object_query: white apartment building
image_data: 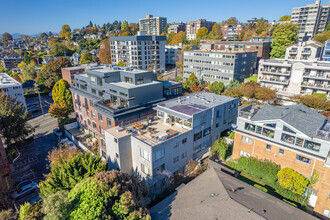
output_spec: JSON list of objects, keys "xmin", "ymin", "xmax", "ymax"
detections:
[
  {"xmin": 139, "ymin": 15, "xmax": 167, "ymax": 36},
  {"xmin": 291, "ymin": 0, "xmax": 330, "ymax": 40},
  {"xmin": 109, "ymin": 32, "xmax": 166, "ymax": 73},
  {"xmin": 0, "ymin": 73, "xmax": 26, "ymax": 107},
  {"xmin": 258, "ymin": 59, "xmax": 330, "ymax": 98},
  {"xmin": 186, "ymin": 19, "xmax": 215, "ymax": 41},
  {"xmin": 104, "ymin": 91, "xmax": 238, "ymax": 194},
  {"xmin": 285, "ymin": 40, "xmax": 324, "ymax": 60},
  {"xmin": 167, "ymin": 22, "xmax": 186, "ymax": 34}
]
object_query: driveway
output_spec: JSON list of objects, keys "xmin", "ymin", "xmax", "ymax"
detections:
[{"xmin": 10, "ymin": 113, "xmax": 59, "ymax": 207}]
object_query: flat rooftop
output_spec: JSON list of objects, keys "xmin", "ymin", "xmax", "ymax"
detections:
[
  {"xmin": 155, "ymin": 92, "xmax": 235, "ymax": 117},
  {"xmin": 0, "ymin": 73, "xmax": 21, "ymax": 88},
  {"xmin": 261, "ymin": 59, "xmax": 330, "ymax": 68},
  {"xmin": 187, "ymin": 49, "xmax": 257, "ymax": 54},
  {"xmin": 111, "ymin": 80, "xmax": 162, "ymax": 89},
  {"xmin": 106, "ymin": 118, "xmax": 190, "ymax": 146}
]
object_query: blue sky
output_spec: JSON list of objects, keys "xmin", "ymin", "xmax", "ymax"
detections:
[{"xmin": 0, "ymin": 0, "xmax": 324, "ymax": 35}]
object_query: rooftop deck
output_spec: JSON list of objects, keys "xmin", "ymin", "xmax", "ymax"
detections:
[
  {"xmin": 238, "ymin": 104, "xmax": 260, "ymax": 119},
  {"xmin": 106, "ymin": 118, "xmax": 190, "ymax": 146},
  {"xmin": 316, "ymin": 119, "xmax": 330, "ymax": 141}
]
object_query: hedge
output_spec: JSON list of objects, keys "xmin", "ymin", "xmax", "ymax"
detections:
[{"xmin": 253, "ymin": 184, "xmax": 268, "ymax": 193}]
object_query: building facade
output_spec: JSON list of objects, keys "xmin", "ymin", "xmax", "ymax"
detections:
[
  {"xmin": 109, "ymin": 32, "xmax": 166, "ymax": 73},
  {"xmin": 233, "ymin": 104, "xmax": 330, "ymax": 218},
  {"xmin": 139, "ymin": 15, "xmax": 167, "ymax": 36},
  {"xmin": 1, "ymin": 55, "xmax": 24, "ymax": 69},
  {"xmin": 186, "ymin": 19, "xmax": 215, "ymax": 41},
  {"xmin": 285, "ymin": 40, "xmax": 324, "ymax": 60},
  {"xmin": 105, "ymin": 92, "xmax": 238, "ymax": 193},
  {"xmin": 222, "ymin": 24, "xmax": 243, "ymax": 40},
  {"xmin": 291, "ymin": 0, "xmax": 330, "ymax": 40},
  {"xmin": 70, "ymin": 65, "xmax": 165, "ymax": 157},
  {"xmin": 168, "ymin": 23, "xmax": 186, "ymax": 34},
  {"xmin": 183, "ymin": 50, "xmax": 257, "ymax": 85},
  {"xmin": 61, "ymin": 66, "xmax": 87, "ymax": 84},
  {"xmin": 258, "ymin": 59, "xmax": 330, "ymax": 98},
  {"xmin": 322, "ymin": 40, "xmax": 330, "ymax": 61},
  {"xmin": 0, "ymin": 73, "xmax": 26, "ymax": 107}
]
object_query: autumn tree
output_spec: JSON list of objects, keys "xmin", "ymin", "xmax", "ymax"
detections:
[
  {"xmin": 79, "ymin": 51, "xmax": 92, "ymax": 64},
  {"xmin": 166, "ymin": 31, "xmax": 175, "ymax": 44},
  {"xmin": 128, "ymin": 23, "xmax": 139, "ymax": 35},
  {"xmin": 255, "ymin": 18, "xmax": 270, "ymax": 36},
  {"xmin": 99, "ymin": 39, "xmax": 111, "ymax": 64},
  {"xmin": 227, "ymin": 17, "xmax": 238, "ymax": 25},
  {"xmin": 313, "ymin": 31, "xmax": 330, "ymax": 43},
  {"xmin": 277, "ymin": 168, "xmax": 309, "ymax": 195},
  {"xmin": 270, "ymin": 23, "xmax": 299, "ymax": 58},
  {"xmin": 278, "ymin": 15, "xmax": 291, "ymax": 21},
  {"xmin": 2, "ymin": 32, "xmax": 12, "ymax": 42},
  {"xmin": 183, "ymin": 73, "xmax": 200, "ymax": 90},
  {"xmin": 163, "ymin": 23, "xmax": 170, "ymax": 34},
  {"xmin": 211, "ymin": 138, "xmax": 231, "ymax": 161},
  {"xmin": 196, "ymin": 27, "xmax": 209, "ymax": 40},
  {"xmin": 209, "ymin": 23, "xmax": 223, "ymax": 40},
  {"xmin": 222, "ymin": 88, "xmax": 243, "ymax": 98},
  {"xmin": 226, "ymin": 80, "xmax": 241, "ymax": 89},
  {"xmin": 0, "ymin": 91, "xmax": 35, "ymax": 147},
  {"xmin": 118, "ymin": 60, "xmax": 126, "ymax": 67},
  {"xmin": 60, "ymin": 24, "xmax": 72, "ymax": 41},
  {"xmin": 209, "ymin": 81, "xmax": 225, "ymax": 94},
  {"xmin": 121, "ymin": 20, "xmax": 129, "ymax": 32},
  {"xmin": 171, "ymin": 31, "xmax": 185, "ymax": 45},
  {"xmin": 254, "ymin": 87, "xmax": 276, "ymax": 101},
  {"xmin": 49, "ymin": 79, "xmax": 73, "ymax": 118},
  {"xmin": 20, "ymin": 63, "xmax": 36, "ymax": 82},
  {"xmin": 39, "ymin": 57, "xmax": 71, "ymax": 89},
  {"xmin": 190, "ymin": 84, "xmax": 202, "ymax": 93},
  {"xmin": 49, "ymin": 101, "xmax": 71, "ymax": 119}
]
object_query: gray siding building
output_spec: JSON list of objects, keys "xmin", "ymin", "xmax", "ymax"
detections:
[
  {"xmin": 183, "ymin": 50, "xmax": 257, "ymax": 85},
  {"xmin": 110, "ymin": 32, "xmax": 166, "ymax": 73},
  {"xmin": 139, "ymin": 15, "xmax": 167, "ymax": 36}
]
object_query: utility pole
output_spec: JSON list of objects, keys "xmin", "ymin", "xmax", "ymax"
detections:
[{"xmin": 35, "ymin": 83, "xmax": 44, "ymax": 117}]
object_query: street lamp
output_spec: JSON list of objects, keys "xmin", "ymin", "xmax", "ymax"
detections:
[{"xmin": 34, "ymin": 83, "xmax": 44, "ymax": 117}]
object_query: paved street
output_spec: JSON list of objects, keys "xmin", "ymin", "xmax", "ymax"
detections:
[
  {"xmin": 26, "ymin": 94, "xmax": 53, "ymax": 119},
  {"xmin": 162, "ymin": 68, "xmax": 180, "ymax": 81}
]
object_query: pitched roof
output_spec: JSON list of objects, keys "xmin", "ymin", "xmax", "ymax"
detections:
[
  {"xmin": 251, "ymin": 104, "xmax": 327, "ymax": 137},
  {"xmin": 149, "ymin": 168, "xmax": 316, "ymax": 220}
]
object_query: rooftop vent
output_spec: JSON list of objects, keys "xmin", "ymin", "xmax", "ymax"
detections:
[{"xmin": 116, "ymin": 127, "xmax": 124, "ymax": 132}]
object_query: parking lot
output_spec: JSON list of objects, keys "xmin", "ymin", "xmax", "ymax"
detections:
[
  {"xmin": 10, "ymin": 110, "xmax": 59, "ymax": 207},
  {"xmin": 26, "ymin": 94, "xmax": 53, "ymax": 119}
]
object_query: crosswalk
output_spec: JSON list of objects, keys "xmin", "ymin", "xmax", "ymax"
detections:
[{"xmin": 12, "ymin": 156, "xmax": 38, "ymax": 169}]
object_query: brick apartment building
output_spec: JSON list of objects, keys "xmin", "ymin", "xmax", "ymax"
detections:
[
  {"xmin": 233, "ymin": 104, "xmax": 330, "ymax": 218},
  {"xmin": 186, "ymin": 19, "xmax": 215, "ymax": 41},
  {"xmin": 222, "ymin": 24, "xmax": 243, "ymax": 40}
]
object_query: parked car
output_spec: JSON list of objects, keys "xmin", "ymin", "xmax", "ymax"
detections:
[
  {"xmin": 29, "ymin": 195, "xmax": 41, "ymax": 204},
  {"xmin": 26, "ymin": 103, "xmax": 38, "ymax": 108},
  {"xmin": 15, "ymin": 179, "xmax": 32, "ymax": 190},
  {"xmin": 12, "ymin": 183, "xmax": 38, "ymax": 200},
  {"xmin": 27, "ymin": 107, "xmax": 40, "ymax": 113},
  {"xmin": 59, "ymin": 135, "xmax": 68, "ymax": 143},
  {"xmin": 53, "ymin": 128, "xmax": 63, "ymax": 138},
  {"xmin": 64, "ymin": 140, "xmax": 76, "ymax": 149}
]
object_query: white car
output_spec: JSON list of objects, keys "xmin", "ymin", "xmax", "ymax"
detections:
[
  {"xmin": 64, "ymin": 140, "xmax": 76, "ymax": 149},
  {"xmin": 12, "ymin": 182, "xmax": 38, "ymax": 200}
]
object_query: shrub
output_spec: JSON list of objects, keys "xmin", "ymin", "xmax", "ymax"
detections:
[
  {"xmin": 277, "ymin": 168, "xmax": 309, "ymax": 195},
  {"xmin": 253, "ymin": 184, "xmax": 268, "ymax": 193},
  {"xmin": 283, "ymin": 199, "xmax": 298, "ymax": 207},
  {"xmin": 274, "ymin": 182, "xmax": 307, "ymax": 206},
  {"xmin": 230, "ymin": 157, "xmax": 280, "ymax": 187},
  {"xmin": 211, "ymin": 138, "xmax": 232, "ymax": 161}
]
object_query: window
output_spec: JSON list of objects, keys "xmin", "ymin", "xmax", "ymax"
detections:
[
  {"xmin": 153, "ymin": 164, "xmax": 165, "ymax": 175},
  {"xmin": 98, "ymin": 113, "xmax": 103, "ymax": 122},
  {"xmin": 114, "ymin": 138, "xmax": 118, "ymax": 143},
  {"xmin": 181, "ymin": 152, "xmax": 187, "ymax": 159},
  {"xmin": 92, "ymin": 122, "xmax": 96, "ymax": 129},
  {"xmin": 216, "ymin": 123, "xmax": 219, "ymax": 128},
  {"xmin": 173, "ymin": 156, "xmax": 179, "ymax": 163},
  {"xmin": 87, "ymin": 119, "xmax": 91, "ymax": 126},
  {"xmin": 281, "ymin": 133, "xmax": 295, "ymax": 144},
  {"xmin": 193, "ymin": 144, "xmax": 202, "ymax": 153},
  {"xmin": 91, "ymin": 88, "xmax": 96, "ymax": 94},
  {"xmin": 256, "ymin": 126, "xmax": 262, "ymax": 134},
  {"xmin": 245, "ymin": 123, "xmax": 256, "ymax": 132},
  {"xmin": 278, "ymin": 149, "xmax": 284, "ymax": 155},
  {"xmin": 203, "ymin": 127, "xmax": 211, "ymax": 136},
  {"xmin": 107, "ymin": 118, "xmax": 112, "ymax": 128},
  {"xmin": 241, "ymin": 136, "xmax": 252, "ymax": 144},
  {"xmin": 264, "ymin": 123, "xmax": 276, "ymax": 128},
  {"xmin": 91, "ymin": 111, "xmax": 95, "ymax": 118},
  {"xmin": 296, "ymin": 154, "xmax": 311, "ymax": 164},
  {"xmin": 266, "ymin": 144, "xmax": 271, "ymax": 151},
  {"xmin": 295, "ymin": 137, "xmax": 304, "ymax": 147},
  {"xmin": 153, "ymin": 148, "xmax": 165, "ymax": 161},
  {"xmin": 194, "ymin": 131, "xmax": 202, "ymax": 141},
  {"xmin": 283, "ymin": 125, "xmax": 296, "ymax": 134},
  {"xmin": 239, "ymin": 151, "xmax": 250, "ymax": 157},
  {"xmin": 125, "ymin": 77, "xmax": 133, "ymax": 83},
  {"xmin": 141, "ymin": 164, "xmax": 150, "ymax": 175},
  {"xmin": 137, "ymin": 77, "xmax": 144, "ymax": 84},
  {"xmin": 216, "ymin": 110, "xmax": 220, "ymax": 118},
  {"xmin": 140, "ymin": 148, "xmax": 151, "ymax": 161},
  {"xmin": 262, "ymin": 128, "xmax": 275, "ymax": 138},
  {"xmin": 303, "ymin": 140, "xmax": 321, "ymax": 152},
  {"xmin": 173, "ymin": 142, "xmax": 179, "ymax": 149},
  {"xmin": 115, "ymin": 153, "xmax": 119, "ymax": 158},
  {"xmin": 99, "ymin": 126, "xmax": 104, "ymax": 135},
  {"xmin": 323, "ymin": 209, "xmax": 330, "ymax": 218},
  {"xmin": 182, "ymin": 138, "xmax": 187, "ymax": 144},
  {"xmin": 101, "ymin": 150, "xmax": 106, "ymax": 159},
  {"xmin": 101, "ymin": 139, "xmax": 106, "ymax": 147},
  {"xmin": 110, "ymin": 89, "xmax": 117, "ymax": 94}
]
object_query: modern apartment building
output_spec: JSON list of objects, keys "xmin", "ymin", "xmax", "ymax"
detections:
[
  {"xmin": 258, "ymin": 59, "xmax": 330, "ymax": 98},
  {"xmin": 1, "ymin": 55, "xmax": 24, "ymax": 69},
  {"xmin": 200, "ymin": 40, "xmax": 271, "ymax": 60},
  {"xmin": 285, "ymin": 40, "xmax": 324, "ymax": 60},
  {"xmin": 186, "ymin": 19, "xmax": 215, "ymax": 41},
  {"xmin": 183, "ymin": 50, "xmax": 257, "ymax": 85},
  {"xmin": 222, "ymin": 24, "xmax": 243, "ymax": 40},
  {"xmin": 109, "ymin": 32, "xmax": 166, "ymax": 73},
  {"xmin": 165, "ymin": 45, "xmax": 181, "ymax": 66},
  {"xmin": 70, "ymin": 65, "xmax": 165, "ymax": 156},
  {"xmin": 322, "ymin": 39, "xmax": 330, "ymax": 61},
  {"xmin": 233, "ymin": 104, "xmax": 330, "ymax": 218},
  {"xmin": 139, "ymin": 15, "xmax": 167, "ymax": 36},
  {"xmin": 291, "ymin": 0, "xmax": 330, "ymax": 40},
  {"xmin": 105, "ymin": 91, "xmax": 238, "ymax": 193},
  {"xmin": 0, "ymin": 73, "xmax": 26, "ymax": 107},
  {"xmin": 168, "ymin": 22, "xmax": 186, "ymax": 34}
]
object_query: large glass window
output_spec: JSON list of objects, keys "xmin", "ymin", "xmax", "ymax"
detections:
[
  {"xmin": 262, "ymin": 128, "xmax": 275, "ymax": 138},
  {"xmin": 295, "ymin": 137, "xmax": 304, "ymax": 147},
  {"xmin": 281, "ymin": 133, "xmax": 295, "ymax": 145},
  {"xmin": 153, "ymin": 164, "xmax": 165, "ymax": 175},
  {"xmin": 194, "ymin": 131, "xmax": 202, "ymax": 141},
  {"xmin": 241, "ymin": 136, "xmax": 252, "ymax": 144},
  {"xmin": 137, "ymin": 77, "xmax": 144, "ymax": 84},
  {"xmin": 125, "ymin": 77, "xmax": 133, "ymax": 83},
  {"xmin": 303, "ymin": 141, "xmax": 321, "ymax": 152},
  {"xmin": 256, "ymin": 126, "xmax": 262, "ymax": 134},
  {"xmin": 140, "ymin": 148, "xmax": 151, "ymax": 161},
  {"xmin": 245, "ymin": 123, "xmax": 256, "ymax": 132},
  {"xmin": 283, "ymin": 125, "xmax": 296, "ymax": 134},
  {"xmin": 152, "ymin": 148, "xmax": 165, "ymax": 161},
  {"xmin": 296, "ymin": 154, "xmax": 311, "ymax": 164},
  {"xmin": 264, "ymin": 123, "xmax": 276, "ymax": 128},
  {"xmin": 203, "ymin": 127, "xmax": 211, "ymax": 136}
]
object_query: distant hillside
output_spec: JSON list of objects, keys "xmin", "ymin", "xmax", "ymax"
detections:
[{"xmin": 0, "ymin": 32, "xmax": 58, "ymax": 39}]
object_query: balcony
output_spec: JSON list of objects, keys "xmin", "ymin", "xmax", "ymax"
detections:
[
  {"xmin": 288, "ymin": 49, "xmax": 298, "ymax": 53},
  {"xmin": 259, "ymin": 77, "xmax": 289, "ymax": 85},
  {"xmin": 239, "ymin": 104, "xmax": 259, "ymax": 119},
  {"xmin": 301, "ymin": 82, "xmax": 330, "ymax": 90},
  {"xmin": 301, "ymin": 50, "xmax": 311, "ymax": 55},
  {"xmin": 303, "ymin": 73, "xmax": 330, "ymax": 80},
  {"xmin": 259, "ymin": 68, "xmax": 290, "ymax": 76}
]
